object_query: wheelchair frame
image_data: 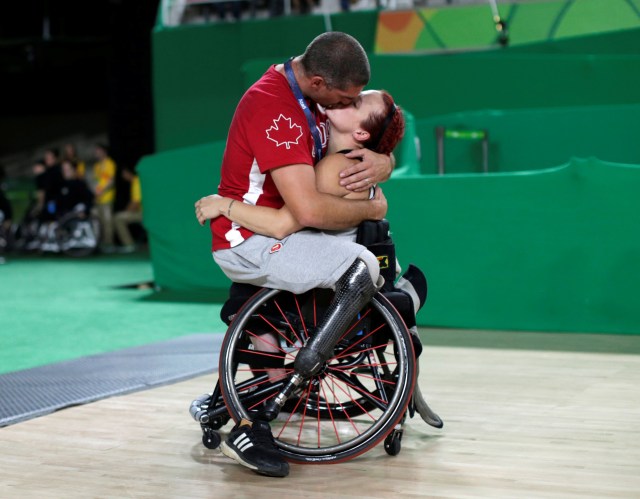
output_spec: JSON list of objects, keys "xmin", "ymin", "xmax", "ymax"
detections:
[{"xmin": 191, "ymin": 285, "xmax": 434, "ymax": 462}]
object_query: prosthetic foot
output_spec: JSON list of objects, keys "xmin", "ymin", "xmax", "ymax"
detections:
[{"xmin": 413, "ymin": 358, "xmax": 444, "ymax": 428}]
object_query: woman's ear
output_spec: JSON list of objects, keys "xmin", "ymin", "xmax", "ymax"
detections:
[{"xmin": 353, "ymin": 129, "xmax": 370, "ymax": 143}]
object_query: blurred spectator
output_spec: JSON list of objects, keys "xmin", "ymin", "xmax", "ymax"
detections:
[
  {"xmin": 62, "ymin": 143, "xmax": 87, "ymax": 179},
  {"xmin": 293, "ymin": 0, "xmax": 314, "ymax": 14},
  {"xmin": 269, "ymin": 0, "xmax": 284, "ymax": 17},
  {"xmin": 58, "ymin": 159, "xmax": 94, "ymax": 218},
  {"xmin": 90, "ymin": 144, "xmax": 116, "ymax": 252},
  {"xmin": 37, "ymin": 148, "xmax": 64, "ymax": 222},
  {"xmin": 31, "ymin": 159, "xmax": 47, "ymax": 216},
  {"xmin": 114, "ymin": 167, "xmax": 143, "ymax": 253},
  {"xmin": 215, "ymin": 1, "xmax": 242, "ymax": 21}
]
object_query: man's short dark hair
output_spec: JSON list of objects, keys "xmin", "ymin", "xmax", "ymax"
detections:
[{"xmin": 300, "ymin": 32, "xmax": 370, "ymax": 90}]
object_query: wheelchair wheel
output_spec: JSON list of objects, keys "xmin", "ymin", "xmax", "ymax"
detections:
[
  {"xmin": 12, "ymin": 218, "xmax": 41, "ymax": 251},
  {"xmin": 57, "ymin": 214, "xmax": 99, "ymax": 257},
  {"xmin": 218, "ymin": 287, "xmax": 416, "ymax": 464}
]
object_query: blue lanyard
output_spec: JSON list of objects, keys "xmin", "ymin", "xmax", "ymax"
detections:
[{"xmin": 284, "ymin": 59, "xmax": 323, "ymax": 162}]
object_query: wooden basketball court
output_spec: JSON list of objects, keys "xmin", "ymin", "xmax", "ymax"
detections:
[{"xmin": 1, "ymin": 338, "xmax": 639, "ymax": 498}]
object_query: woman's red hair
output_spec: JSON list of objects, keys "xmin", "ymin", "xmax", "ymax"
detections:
[{"xmin": 361, "ymin": 90, "xmax": 405, "ymax": 155}]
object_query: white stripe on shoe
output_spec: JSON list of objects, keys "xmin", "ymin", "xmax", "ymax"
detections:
[{"xmin": 234, "ymin": 434, "xmax": 254, "ymax": 452}]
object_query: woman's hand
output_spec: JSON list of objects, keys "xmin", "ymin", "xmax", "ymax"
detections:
[
  {"xmin": 370, "ymin": 185, "xmax": 388, "ymax": 220},
  {"xmin": 340, "ymin": 149, "xmax": 394, "ymax": 192},
  {"xmin": 195, "ymin": 194, "xmax": 229, "ymax": 226}
]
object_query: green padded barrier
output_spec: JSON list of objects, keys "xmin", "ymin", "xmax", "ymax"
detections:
[
  {"xmin": 414, "ymin": 104, "xmax": 640, "ymax": 174},
  {"xmin": 138, "ymin": 141, "xmax": 640, "ymax": 334},
  {"xmin": 241, "ymin": 52, "xmax": 640, "ymax": 125},
  {"xmin": 505, "ymin": 27, "xmax": 640, "ymax": 55},
  {"xmin": 137, "ymin": 142, "xmax": 227, "ymax": 290},
  {"xmin": 367, "ymin": 53, "xmax": 640, "ymax": 122},
  {"xmin": 383, "ymin": 157, "xmax": 640, "ymax": 335}
]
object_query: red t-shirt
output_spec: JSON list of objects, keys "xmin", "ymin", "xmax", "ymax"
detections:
[{"xmin": 211, "ymin": 65, "xmax": 329, "ymax": 250}]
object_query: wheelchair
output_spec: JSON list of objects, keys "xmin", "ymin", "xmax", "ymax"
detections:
[
  {"xmin": 191, "ymin": 223, "xmax": 443, "ymax": 463},
  {"xmin": 54, "ymin": 209, "xmax": 101, "ymax": 257},
  {"xmin": 12, "ymin": 204, "xmax": 100, "ymax": 257}
]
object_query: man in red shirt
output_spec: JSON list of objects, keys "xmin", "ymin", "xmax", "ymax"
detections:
[{"xmin": 208, "ymin": 32, "xmax": 394, "ymax": 477}]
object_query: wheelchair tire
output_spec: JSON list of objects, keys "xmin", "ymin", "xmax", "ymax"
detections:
[
  {"xmin": 57, "ymin": 214, "xmax": 99, "ymax": 257},
  {"xmin": 218, "ymin": 287, "xmax": 416, "ymax": 464}
]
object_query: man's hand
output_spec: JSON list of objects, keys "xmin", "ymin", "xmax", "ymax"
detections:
[
  {"xmin": 340, "ymin": 149, "xmax": 394, "ymax": 192},
  {"xmin": 195, "ymin": 194, "xmax": 225, "ymax": 226}
]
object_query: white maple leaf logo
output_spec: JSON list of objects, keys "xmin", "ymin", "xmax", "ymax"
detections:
[{"xmin": 266, "ymin": 114, "xmax": 303, "ymax": 149}]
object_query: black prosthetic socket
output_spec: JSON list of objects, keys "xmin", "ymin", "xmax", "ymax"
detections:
[
  {"xmin": 294, "ymin": 259, "xmax": 378, "ymax": 378},
  {"xmin": 356, "ymin": 219, "xmax": 396, "ymax": 292}
]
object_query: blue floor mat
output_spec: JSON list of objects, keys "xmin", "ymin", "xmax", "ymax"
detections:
[{"xmin": 0, "ymin": 333, "xmax": 222, "ymax": 427}]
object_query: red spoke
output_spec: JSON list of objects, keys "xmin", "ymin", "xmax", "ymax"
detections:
[
  {"xmin": 244, "ymin": 329, "xmax": 293, "ymax": 359},
  {"xmin": 326, "ymin": 371, "xmax": 390, "ymax": 410},
  {"xmin": 255, "ymin": 313, "xmax": 297, "ymax": 349},
  {"xmin": 292, "ymin": 295, "xmax": 310, "ymax": 342},
  {"xmin": 335, "ymin": 318, "xmax": 391, "ymax": 359},
  {"xmin": 322, "ymin": 374, "xmax": 378, "ymax": 423},
  {"xmin": 273, "ymin": 297, "xmax": 304, "ymax": 346},
  {"xmin": 296, "ymin": 383, "xmax": 313, "ymax": 446},
  {"xmin": 335, "ymin": 308, "xmax": 373, "ymax": 346},
  {"xmin": 327, "ymin": 365, "xmax": 397, "ymax": 386},
  {"xmin": 318, "ymin": 382, "xmax": 332, "ymax": 445},
  {"xmin": 332, "ymin": 342, "xmax": 390, "ymax": 361},
  {"xmin": 235, "ymin": 366, "xmax": 294, "ymax": 380},
  {"xmin": 319, "ymin": 379, "xmax": 362, "ymax": 441},
  {"xmin": 312, "ymin": 290, "xmax": 317, "ymax": 327},
  {"xmin": 274, "ymin": 392, "xmax": 305, "ymax": 440}
]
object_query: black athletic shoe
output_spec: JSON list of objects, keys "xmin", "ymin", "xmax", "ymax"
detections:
[{"xmin": 220, "ymin": 419, "xmax": 289, "ymax": 477}]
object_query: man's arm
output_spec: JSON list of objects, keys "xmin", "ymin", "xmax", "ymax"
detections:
[
  {"xmin": 340, "ymin": 150, "xmax": 395, "ymax": 192},
  {"xmin": 270, "ymin": 163, "xmax": 387, "ymax": 230}
]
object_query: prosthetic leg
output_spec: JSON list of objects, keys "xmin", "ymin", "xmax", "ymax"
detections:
[{"xmin": 262, "ymin": 258, "xmax": 379, "ymax": 419}]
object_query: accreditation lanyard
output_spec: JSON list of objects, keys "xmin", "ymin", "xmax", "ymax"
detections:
[{"xmin": 284, "ymin": 59, "xmax": 323, "ymax": 162}]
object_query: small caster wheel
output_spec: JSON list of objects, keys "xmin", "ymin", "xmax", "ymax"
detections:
[
  {"xmin": 202, "ymin": 428, "xmax": 222, "ymax": 449},
  {"xmin": 384, "ymin": 428, "xmax": 403, "ymax": 456}
]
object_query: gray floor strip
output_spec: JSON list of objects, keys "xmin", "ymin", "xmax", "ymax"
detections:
[{"xmin": 0, "ymin": 333, "xmax": 222, "ymax": 427}]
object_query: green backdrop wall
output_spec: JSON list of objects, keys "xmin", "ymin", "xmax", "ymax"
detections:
[
  {"xmin": 144, "ymin": 8, "xmax": 640, "ymax": 334},
  {"xmin": 413, "ymin": 104, "xmax": 640, "ymax": 174},
  {"xmin": 152, "ymin": 7, "xmax": 640, "ymax": 153},
  {"xmin": 152, "ymin": 11, "xmax": 378, "ymax": 151},
  {"xmin": 139, "ymin": 148, "xmax": 640, "ymax": 335}
]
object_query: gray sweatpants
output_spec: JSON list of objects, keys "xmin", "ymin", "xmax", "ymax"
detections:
[{"xmin": 213, "ymin": 229, "xmax": 377, "ymax": 294}]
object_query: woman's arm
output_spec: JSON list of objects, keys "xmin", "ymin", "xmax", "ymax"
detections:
[
  {"xmin": 195, "ymin": 194, "xmax": 303, "ymax": 240},
  {"xmin": 315, "ymin": 154, "xmax": 371, "ymax": 200},
  {"xmin": 195, "ymin": 153, "xmax": 370, "ymax": 238}
]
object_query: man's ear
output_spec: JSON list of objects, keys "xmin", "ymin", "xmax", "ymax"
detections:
[{"xmin": 309, "ymin": 76, "xmax": 326, "ymax": 90}]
